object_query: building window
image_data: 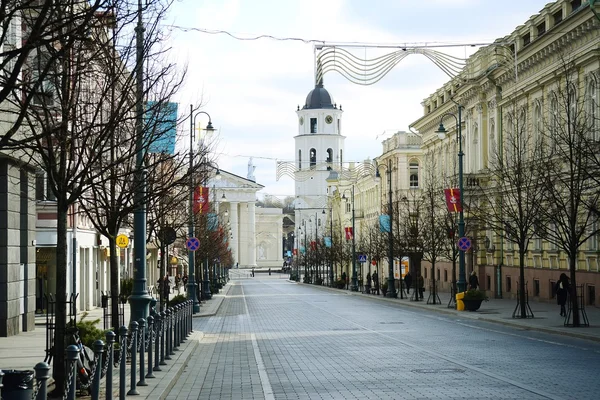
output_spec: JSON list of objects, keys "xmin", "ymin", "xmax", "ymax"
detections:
[
  {"xmin": 337, "ymin": 119, "xmax": 341, "ymax": 134},
  {"xmin": 571, "ymin": 0, "xmax": 582, "ymax": 13},
  {"xmin": 586, "ymin": 78, "xmax": 598, "ymax": 141},
  {"xmin": 534, "ymin": 279, "xmax": 540, "ymax": 297},
  {"xmin": 553, "ymin": 10, "xmax": 563, "ymax": 25},
  {"xmin": 444, "ymin": 269, "xmax": 448, "ymax": 282},
  {"xmin": 326, "ymin": 148, "xmax": 333, "ymax": 166},
  {"xmin": 298, "ymin": 150, "xmax": 302, "ymax": 169},
  {"xmin": 533, "ymin": 101, "xmax": 542, "ymax": 147},
  {"xmin": 32, "ymin": 53, "xmax": 56, "ymax": 106},
  {"xmin": 486, "ymin": 275, "xmax": 491, "ymax": 291},
  {"xmin": 537, "ymin": 22, "xmax": 546, "ymax": 36},
  {"xmin": 550, "ymin": 280, "xmax": 557, "ymax": 298},
  {"xmin": 588, "ymin": 285, "xmax": 596, "ymax": 306},
  {"xmin": 345, "ymin": 202, "xmax": 351, "ymax": 213},
  {"xmin": 522, "ymin": 32, "xmax": 531, "ymax": 47},
  {"xmin": 568, "ymin": 84, "xmax": 577, "ymax": 129},
  {"xmin": 436, "ymin": 269, "xmax": 440, "ymax": 281},
  {"xmin": 506, "ymin": 276, "xmax": 512, "ymax": 293},
  {"xmin": 310, "ymin": 148, "xmax": 316, "ymax": 169},
  {"xmin": 550, "ymin": 95, "xmax": 558, "ymax": 151},
  {"xmin": 310, "ymin": 118, "xmax": 317, "ymax": 133},
  {"xmin": 36, "ymin": 171, "xmax": 56, "ymax": 201},
  {"xmin": 409, "ymin": 160, "xmax": 419, "ymax": 188}
]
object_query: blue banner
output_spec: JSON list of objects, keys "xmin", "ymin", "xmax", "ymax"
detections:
[
  {"xmin": 324, "ymin": 237, "xmax": 332, "ymax": 248},
  {"xmin": 146, "ymin": 101, "xmax": 178, "ymax": 154},
  {"xmin": 207, "ymin": 213, "xmax": 218, "ymax": 231},
  {"xmin": 379, "ymin": 214, "xmax": 390, "ymax": 233}
]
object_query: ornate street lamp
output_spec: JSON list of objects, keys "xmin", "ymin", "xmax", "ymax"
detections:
[
  {"xmin": 436, "ymin": 104, "xmax": 466, "ymax": 293},
  {"xmin": 377, "ymin": 160, "xmax": 398, "ymax": 299},
  {"xmin": 188, "ymin": 105, "xmax": 215, "ymax": 312}
]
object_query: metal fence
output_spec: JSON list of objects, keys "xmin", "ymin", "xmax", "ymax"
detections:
[{"xmin": 0, "ymin": 300, "xmax": 194, "ymax": 400}]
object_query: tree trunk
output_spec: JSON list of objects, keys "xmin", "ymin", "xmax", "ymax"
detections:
[
  {"xmin": 109, "ymin": 236, "xmax": 120, "ymax": 332},
  {"xmin": 519, "ymin": 250, "xmax": 526, "ymax": 318},
  {"xmin": 52, "ymin": 202, "xmax": 69, "ymax": 396},
  {"xmin": 569, "ymin": 254, "xmax": 580, "ymax": 327}
]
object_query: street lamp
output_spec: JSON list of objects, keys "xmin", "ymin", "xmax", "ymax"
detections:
[
  {"xmin": 188, "ymin": 105, "xmax": 215, "ymax": 313},
  {"xmin": 436, "ymin": 104, "xmax": 466, "ymax": 293},
  {"xmin": 377, "ymin": 160, "xmax": 398, "ymax": 299},
  {"xmin": 342, "ymin": 186, "xmax": 358, "ymax": 292}
]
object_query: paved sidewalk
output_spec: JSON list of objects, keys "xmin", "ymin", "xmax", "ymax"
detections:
[
  {"xmin": 300, "ymin": 281, "xmax": 600, "ymax": 342},
  {"xmin": 0, "ymin": 282, "xmax": 231, "ymax": 397}
]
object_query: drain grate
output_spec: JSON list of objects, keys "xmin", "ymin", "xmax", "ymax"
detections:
[
  {"xmin": 379, "ymin": 321, "xmax": 404, "ymax": 324},
  {"xmin": 412, "ymin": 368, "xmax": 465, "ymax": 374}
]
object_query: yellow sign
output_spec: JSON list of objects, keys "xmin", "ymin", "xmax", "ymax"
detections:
[
  {"xmin": 116, "ymin": 234, "xmax": 129, "ymax": 248},
  {"xmin": 170, "ymin": 256, "xmax": 178, "ymax": 265}
]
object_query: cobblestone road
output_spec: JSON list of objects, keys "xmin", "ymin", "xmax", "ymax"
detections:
[{"xmin": 166, "ymin": 278, "xmax": 600, "ymax": 400}]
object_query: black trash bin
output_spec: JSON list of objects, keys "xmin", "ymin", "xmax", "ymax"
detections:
[{"xmin": 0, "ymin": 370, "xmax": 34, "ymax": 400}]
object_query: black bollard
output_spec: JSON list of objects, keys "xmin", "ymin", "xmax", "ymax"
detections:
[
  {"xmin": 127, "ymin": 321, "xmax": 139, "ymax": 395},
  {"xmin": 169, "ymin": 309, "xmax": 175, "ymax": 356},
  {"xmin": 159, "ymin": 311, "xmax": 167, "ymax": 365},
  {"xmin": 0, "ymin": 369, "xmax": 3, "ymax": 399},
  {"xmin": 92, "ymin": 340, "xmax": 105, "ymax": 400},
  {"xmin": 119, "ymin": 325, "xmax": 128, "ymax": 400},
  {"xmin": 33, "ymin": 362, "xmax": 50, "ymax": 400},
  {"xmin": 146, "ymin": 316, "xmax": 155, "ymax": 378},
  {"xmin": 181, "ymin": 303, "xmax": 186, "ymax": 342},
  {"xmin": 66, "ymin": 344, "xmax": 80, "ymax": 400},
  {"xmin": 137, "ymin": 318, "xmax": 147, "ymax": 387},
  {"xmin": 165, "ymin": 310, "xmax": 172, "ymax": 360},
  {"xmin": 173, "ymin": 305, "xmax": 179, "ymax": 350},
  {"xmin": 105, "ymin": 331, "xmax": 115, "ymax": 400},
  {"xmin": 153, "ymin": 313, "xmax": 162, "ymax": 371}
]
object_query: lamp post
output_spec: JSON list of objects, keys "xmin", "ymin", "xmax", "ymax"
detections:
[
  {"xmin": 436, "ymin": 105, "xmax": 466, "ymax": 292},
  {"xmin": 342, "ymin": 186, "xmax": 358, "ymax": 292},
  {"xmin": 325, "ymin": 208, "xmax": 333, "ymax": 287},
  {"xmin": 129, "ymin": 0, "xmax": 152, "ymax": 321},
  {"xmin": 377, "ymin": 160, "xmax": 398, "ymax": 299},
  {"xmin": 188, "ymin": 105, "xmax": 215, "ymax": 313}
]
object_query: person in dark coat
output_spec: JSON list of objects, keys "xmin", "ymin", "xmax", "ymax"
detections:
[
  {"xmin": 468, "ymin": 271, "xmax": 479, "ymax": 290},
  {"xmin": 416, "ymin": 272, "xmax": 424, "ymax": 299},
  {"xmin": 404, "ymin": 272, "xmax": 413, "ymax": 294},
  {"xmin": 341, "ymin": 271, "xmax": 347, "ymax": 289},
  {"xmin": 365, "ymin": 272, "xmax": 372, "ymax": 293},
  {"xmin": 555, "ymin": 273, "xmax": 569, "ymax": 317},
  {"xmin": 372, "ymin": 271, "xmax": 379, "ymax": 295}
]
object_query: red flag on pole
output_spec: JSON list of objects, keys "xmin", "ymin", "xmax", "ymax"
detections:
[
  {"xmin": 344, "ymin": 227, "xmax": 354, "ymax": 241},
  {"xmin": 444, "ymin": 188, "xmax": 462, "ymax": 212},
  {"xmin": 193, "ymin": 186, "xmax": 210, "ymax": 214}
]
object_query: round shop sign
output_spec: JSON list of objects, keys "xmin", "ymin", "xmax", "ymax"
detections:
[{"xmin": 116, "ymin": 234, "xmax": 129, "ymax": 248}]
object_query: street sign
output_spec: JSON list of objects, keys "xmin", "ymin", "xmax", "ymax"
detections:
[
  {"xmin": 457, "ymin": 236, "xmax": 471, "ymax": 251},
  {"xmin": 186, "ymin": 237, "xmax": 200, "ymax": 252},
  {"xmin": 158, "ymin": 227, "xmax": 177, "ymax": 245},
  {"xmin": 116, "ymin": 234, "xmax": 129, "ymax": 248},
  {"xmin": 357, "ymin": 254, "xmax": 367, "ymax": 263}
]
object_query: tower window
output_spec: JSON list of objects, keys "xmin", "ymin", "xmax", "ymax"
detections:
[
  {"xmin": 409, "ymin": 160, "xmax": 419, "ymax": 188},
  {"xmin": 298, "ymin": 150, "xmax": 302, "ymax": 169},
  {"xmin": 326, "ymin": 148, "xmax": 333, "ymax": 168},
  {"xmin": 337, "ymin": 119, "xmax": 341, "ymax": 134},
  {"xmin": 310, "ymin": 118, "xmax": 317, "ymax": 133},
  {"xmin": 310, "ymin": 148, "xmax": 316, "ymax": 169}
]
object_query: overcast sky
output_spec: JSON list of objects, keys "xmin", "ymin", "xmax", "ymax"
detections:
[{"xmin": 166, "ymin": 0, "xmax": 551, "ymax": 201}]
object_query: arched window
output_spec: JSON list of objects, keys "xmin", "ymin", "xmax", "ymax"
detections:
[
  {"xmin": 326, "ymin": 148, "xmax": 333, "ymax": 169},
  {"xmin": 298, "ymin": 150, "xmax": 302, "ymax": 169},
  {"xmin": 310, "ymin": 148, "xmax": 316, "ymax": 169},
  {"xmin": 409, "ymin": 160, "xmax": 419, "ymax": 188},
  {"xmin": 568, "ymin": 84, "xmax": 577, "ymax": 131},
  {"xmin": 533, "ymin": 101, "xmax": 542, "ymax": 148}
]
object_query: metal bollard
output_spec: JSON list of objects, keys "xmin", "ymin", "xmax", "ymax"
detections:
[
  {"xmin": 189, "ymin": 300, "xmax": 193, "ymax": 334},
  {"xmin": 66, "ymin": 344, "xmax": 80, "ymax": 400},
  {"xmin": 0, "ymin": 369, "xmax": 3, "ymax": 398},
  {"xmin": 160, "ymin": 311, "xmax": 167, "ymax": 365},
  {"xmin": 146, "ymin": 316, "xmax": 155, "ymax": 378},
  {"xmin": 180, "ymin": 303, "xmax": 186, "ymax": 342},
  {"xmin": 137, "ymin": 318, "xmax": 147, "ymax": 387},
  {"xmin": 33, "ymin": 362, "xmax": 50, "ymax": 400},
  {"xmin": 92, "ymin": 340, "xmax": 105, "ymax": 400},
  {"xmin": 127, "ymin": 321, "xmax": 139, "ymax": 395},
  {"xmin": 106, "ymin": 331, "xmax": 115, "ymax": 400},
  {"xmin": 154, "ymin": 313, "xmax": 162, "ymax": 370},
  {"xmin": 119, "ymin": 326, "xmax": 128, "ymax": 400},
  {"xmin": 165, "ymin": 310, "xmax": 172, "ymax": 360},
  {"xmin": 173, "ymin": 305, "xmax": 180, "ymax": 350},
  {"xmin": 169, "ymin": 308, "xmax": 175, "ymax": 355}
]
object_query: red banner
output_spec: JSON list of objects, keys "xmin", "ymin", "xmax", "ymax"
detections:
[
  {"xmin": 193, "ymin": 186, "xmax": 210, "ymax": 214},
  {"xmin": 293, "ymin": 248, "xmax": 298, "ymax": 256},
  {"xmin": 344, "ymin": 227, "xmax": 353, "ymax": 241},
  {"xmin": 310, "ymin": 241, "xmax": 316, "ymax": 250},
  {"xmin": 444, "ymin": 188, "xmax": 462, "ymax": 213}
]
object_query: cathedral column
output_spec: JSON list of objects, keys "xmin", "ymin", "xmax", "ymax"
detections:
[
  {"xmin": 247, "ymin": 201, "xmax": 257, "ymax": 267},
  {"xmin": 229, "ymin": 202, "xmax": 239, "ymax": 266}
]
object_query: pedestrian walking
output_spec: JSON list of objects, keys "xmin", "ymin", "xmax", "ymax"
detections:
[
  {"xmin": 268, "ymin": 268, "xmax": 271, "ymax": 276},
  {"xmin": 341, "ymin": 271, "xmax": 347, "ymax": 289},
  {"xmin": 251, "ymin": 268, "xmax": 255, "ymax": 277},
  {"xmin": 555, "ymin": 273, "xmax": 569, "ymax": 317},
  {"xmin": 372, "ymin": 271, "xmax": 379, "ymax": 295},
  {"xmin": 417, "ymin": 271, "xmax": 424, "ymax": 299},
  {"xmin": 468, "ymin": 271, "xmax": 479, "ymax": 290},
  {"xmin": 182, "ymin": 273, "xmax": 188, "ymax": 291},
  {"xmin": 162, "ymin": 275, "xmax": 170, "ymax": 301},
  {"xmin": 365, "ymin": 272, "xmax": 371, "ymax": 293},
  {"xmin": 175, "ymin": 274, "xmax": 181, "ymax": 294},
  {"xmin": 404, "ymin": 271, "xmax": 413, "ymax": 294}
]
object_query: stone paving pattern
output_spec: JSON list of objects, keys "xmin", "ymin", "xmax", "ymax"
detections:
[{"xmin": 167, "ymin": 277, "xmax": 600, "ymax": 400}]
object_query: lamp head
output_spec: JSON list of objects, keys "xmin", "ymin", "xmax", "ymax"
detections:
[
  {"xmin": 215, "ymin": 168, "xmax": 222, "ymax": 180},
  {"xmin": 221, "ymin": 193, "xmax": 227, "ymax": 201},
  {"xmin": 436, "ymin": 123, "xmax": 447, "ymax": 140},
  {"xmin": 205, "ymin": 121, "xmax": 215, "ymax": 131}
]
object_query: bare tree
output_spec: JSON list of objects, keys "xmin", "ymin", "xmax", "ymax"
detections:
[
  {"xmin": 475, "ymin": 98, "xmax": 549, "ymax": 318},
  {"xmin": 538, "ymin": 57, "xmax": 600, "ymax": 327}
]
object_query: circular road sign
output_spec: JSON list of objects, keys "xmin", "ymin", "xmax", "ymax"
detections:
[
  {"xmin": 186, "ymin": 237, "xmax": 200, "ymax": 252},
  {"xmin": 457, "ymin": 236, "xmax": 472, "ymax": 251},
  {"xmin": 116, "ymin": 234, "xmax": 129, "ymax": 248},
  {"xmin": 158, "ymin": 227, "xmax": 177, "ymax": 245}
]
